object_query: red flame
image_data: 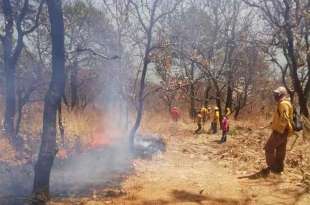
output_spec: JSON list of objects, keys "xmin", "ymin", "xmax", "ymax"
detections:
[
  {"xmin": 56, "ymin": 127, "xmax": 114, "ymax": 160},
  {"xmin": 88, "ymin": 128, "xmax": 112, "ymax": 149},
  {"xmin": 57, "ymin": 148, "xmax": 69, "ymax": 160}
]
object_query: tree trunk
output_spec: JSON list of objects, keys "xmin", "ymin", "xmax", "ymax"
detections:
[
  {"xmin": 3, "ymin": 61, "xmax": 16, "ymax": 140},
  {"xmin": 190, "ymin": 84, "xmax": 195, "ymax": 118},
  {"xmin": 204, "ymin": 83, "xmax": 211, "ymax": 107},
  {"xmin": 128, "ymin": 60, "xmax": 148, "ymax": 149},
  {"xmin": 32, "ymin": 0, "xmax": 65, "ymax": 203},
  {"xmin": 234, "ymin": 94, "xmax": 242, "ymax": 119},
  {"xmin": 189, "ymin": 62, "xmax": 195, "ymax": 118},
  {"xmin": 58, "ymin": 102, "xmax": 65, "ymax": 146},
  {"xmin": 128, "ymin": 32, "xmax": 151, "ymax": 150},
  {"xmin": 168, "ymin": 100, "xmax": 172, "ymax": 112},
  {"xmin": 225, "ymin": 40, "xmax": 235, "ymax": 113},
  {"xmin": 284, "ymin": 15, "xmax": 309, "ymax": 117},
  {"xmin": 1, "ymin": 0, "xmax": 16, "ymax": 140},
  {"xmin": 225, "ymin": 85, "xmax": 233, "ymax": 112},
  {"xmin": 1, "ymin": 0, "xmax": 31, "ymax": 143},
  {"xmin": 234, "ymin": 107, "xmax": 240, "ymax": 119},
  {"xmin": 70, "ymin": 62, "xmax": 79, "ymax": 110},
  {"xmin": 216, "ymin": 93, "xmax": 222, "ymax": 121},
  {"xmin": 15, "ymin": 99, "xmax": 23, "ymax": 139}
]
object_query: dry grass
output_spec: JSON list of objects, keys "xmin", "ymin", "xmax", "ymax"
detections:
[
  {"xmin": 0, "ymin": 104, "xmax": 106, "ymax": 158},
  {"xmin": 0, "ymin": 137, "xmax": 16, "ymax": 163}
]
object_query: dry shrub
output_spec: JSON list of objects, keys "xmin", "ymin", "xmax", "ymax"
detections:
[
  {"xmin": 61, "ymin": 107, "xmax": 103, "ymax": 144},
  {"xmin": 0, "ymin": 137, "xmax": 16, "ymax": 163},
  {"xmin": 17, "ymin": 104, "xmax": 103, "ymax": 142},
  {"xmin": 19, "ymin": 102, "xmax": 44, "ymax": 138}
]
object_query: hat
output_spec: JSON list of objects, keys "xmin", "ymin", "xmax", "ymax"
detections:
[{"xmin": 273, "ymin": 86, "xmax": 287, "ymax": 96}]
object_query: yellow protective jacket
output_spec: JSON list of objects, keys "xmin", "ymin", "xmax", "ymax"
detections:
[
  {"xmin": 200, "ymin": 107, "xmax": 208, "ymax": 117},
  {"xmin": 271, "ymin": 99, "xmax": 293, "ymax": 134},
  {"xmin": 197, "ymin": 113, "xmax": 203, "ymax": 125},
  {"xmin": 213, "ymin": 111, "xmax": 220, "ymax": 123},
  {"xmin": 226, "ymin": 108, "xmax": 231, "ymax": 116}
]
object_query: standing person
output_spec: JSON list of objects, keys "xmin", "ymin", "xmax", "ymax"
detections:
[
  {"xmin": 195, "ymin": 111, "xmax": 203, "ymax": 134},
  {"xmin": 211, "ymin": 106, "xmax": 220, "ymax": 134},
  {"xmin": 207, "ymin": 106, "xmax": 212, "ymax": 120},
  {"xmin": 226, "ymin": 107, "xmax": 231, "ymax": 117},
  {"xmin": 170, "ymin": 106, "xmax": 180, "ymax": 135},
  {"xmin": 200, "ymin": 106, "xmax": 208, "ymax": 129},
  {"xmin": 220, "ymin": 113, "xmax": 229, "ymax": 143},
  {"xmin": 170, "ymin": 106, "xmax": 181, "ymax": 122},
  {"xmin": 262, "ymin": 86, "xmax": 293, "ymax": 175}
]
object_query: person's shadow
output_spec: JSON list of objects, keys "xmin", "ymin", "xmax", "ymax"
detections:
[
  {"xmin": 211, "ymin": 139, "xmax": 222, "ymax": 144},
  {"xmin": 238, "ymin": 169, "xmax": 270, "ymax": 179}
]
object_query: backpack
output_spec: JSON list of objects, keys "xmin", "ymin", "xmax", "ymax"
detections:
[
  {"xmin": 292, "ymin": 107, "xmax": 303, "ymax": 132},
  {"xmin": 278, "ymin": 101, "xmax": 303, "ymax": 132}
]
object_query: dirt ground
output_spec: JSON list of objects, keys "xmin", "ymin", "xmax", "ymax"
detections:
[{"xmin": 49, "ymin": 119, "xmax": 310, "ymax": 205}]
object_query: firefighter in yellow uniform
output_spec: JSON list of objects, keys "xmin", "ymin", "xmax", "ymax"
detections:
[
  {"xmin": 207, "ymin": 106, "xmax": 212, "ymax": 122},
  {"xmin": 200, "ymin": 106, "xmax": 208, "ymax": 129},
  {"xmin": 211, "ymin": 106, "xmax": 220, "ymax": 134},
  {"xmin": 226, "ymin": 107, "xmax": 231, "ymax": 117},
  {"xmin": 262, "ymin": 86, "xmax": 293, "ymax": 175}
]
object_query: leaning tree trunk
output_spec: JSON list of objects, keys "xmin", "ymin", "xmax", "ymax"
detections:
[
  {"xmin": 189, "ymin": 62, "xmax": 195, "ymax": 118},
  {"xmin": 32, "ymin": 0, "xmax": 65, "ymax": 203},
  {"xmin": 128, "ymin": 32, "xmax": 151, "ymax": 150},
  {"xmin": 128, "ymin": 57, "xmax": 149, "ymax": 149}
]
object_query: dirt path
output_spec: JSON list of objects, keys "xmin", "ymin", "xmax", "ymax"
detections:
[{"xmin": 51, "ymin": 122, "xmax": 310, "ymax": 205}]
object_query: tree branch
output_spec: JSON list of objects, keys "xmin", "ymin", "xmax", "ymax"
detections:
[
  {"xmin": 23, "ymin": 0, "xmax": 45, "ymax": 35},
  {"xmin": 129, "ymin": 0, "xmax": 148, "ymax": 32},
  {"xmin": 153, "ymin": 1, "xmax": 181, "ymax": 24},
  {"xmin": 75, "ymin": 47, "xmax": 119, "ymax": 60}
]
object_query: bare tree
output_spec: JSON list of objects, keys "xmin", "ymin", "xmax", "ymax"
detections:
[
  {"xmin": 64, "ymin": 1, "xmax": 119, "ymax": 111},
  {"xmin": 0, "ymin": 0, "xmax": 44, "ymax": 143},
  {"xmin": 15, "ymin": 49, "xmax": 45, "ymax": 137},
  {"xmin": 243, "ymin": 0, "xmax": 310, "ymax": 117},
  {"xmin": 127, "ymin": 0, "xmax": 180, "ymax": 149}
]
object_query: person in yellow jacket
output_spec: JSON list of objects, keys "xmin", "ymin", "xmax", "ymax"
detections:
[
  {"xmin": 211, "ymin": 106, "xmax": 220, "ymax": 134},
  {"xmin": 263, "ymin": 86, "xmax": 293, "ymax": 175},
  {"xmin": 226, "ymin": 107, "xmax": 231, "ymax": 117},
  {"xmin": 207, "ymin": 106, "xmax": 212, "ymax": 122},
  {"xmin": 200, "ymin": 106, "xmax": 208, "ymax": 127}
]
